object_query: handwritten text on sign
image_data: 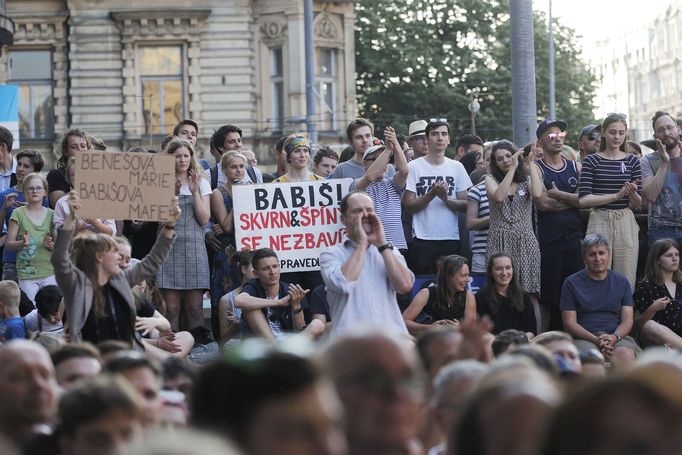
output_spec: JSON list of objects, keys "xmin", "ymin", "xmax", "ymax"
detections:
[
  {"xmin": 233, "ymin": 179, "xmax": 352, "ymax": 272},
  {"xmin": 74, "ymin": 151, "xmax": 175, "ymax": 221}
]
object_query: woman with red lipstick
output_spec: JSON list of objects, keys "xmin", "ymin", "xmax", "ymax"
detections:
[
  {"xmin": 634, "ymin": 238, "xmax": 682, "ymax": 348},
  {"xmin": 475, "ymin": 253, "xmax": 536, "ymax": 336},
  {"xmin": 157, "ymin": 139, "xmax": 211, "ymax": 332},
  {"xmin": 485, "ymin": 140, "xmax": 541, "ymax": 297}
]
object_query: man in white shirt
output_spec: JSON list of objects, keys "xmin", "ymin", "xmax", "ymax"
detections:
[
  {"xmin": 404, "ymin": 120, "xmax": 471, "ymax": 274},
  {"xmin": 320, "ymin": 191, "xmax": 414, "ymax": 338}
]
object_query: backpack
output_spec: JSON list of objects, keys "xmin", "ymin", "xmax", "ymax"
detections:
[{"xmin": 210, "ymin": 164, "xmax": 258, "ymax": 190}]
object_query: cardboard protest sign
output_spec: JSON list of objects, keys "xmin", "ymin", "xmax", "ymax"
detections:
[
  {"xmin": 74, "ymin": 151, "xmax": 175, "ymax": 221},
  {"xmin": 233, "ymin": 179, "xmax": 353, "ymax": 272}
]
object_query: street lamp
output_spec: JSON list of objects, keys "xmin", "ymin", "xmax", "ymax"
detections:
[{"xmin": 468, "ymin": 98, "xmax": 481, "ymax": 135}]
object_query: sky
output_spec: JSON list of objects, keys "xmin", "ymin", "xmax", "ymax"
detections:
[{"xmin": 533, "ymin": 0, "xmax": 677, "ymax": 64}]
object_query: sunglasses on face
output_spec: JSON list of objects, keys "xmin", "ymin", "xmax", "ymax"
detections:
[
  {"xmin": 545, "ymin": 132, "xmax": 567, "ymax": 141},
  {"xmin": 586, "ymin": 133, "xmax": 600, "ymax": 141}
]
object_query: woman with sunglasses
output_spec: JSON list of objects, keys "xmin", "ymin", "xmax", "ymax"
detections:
[
  {"xmin": 578, "ymin": 113, "xmax": 641, "ymax": 290},
  {"xmin": 633, "ymin": 238, "xmax": 682, "ymax": 348},
  {"xmin": 485, "ymin": 140, "xmax": 541, "ymax": 299}
]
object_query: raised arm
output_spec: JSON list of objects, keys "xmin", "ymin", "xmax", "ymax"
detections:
[
  {"xmin": 385, "ymin": 126, "xmax": 408, "ymax": 190},
  {"xmin": 642, "ymin": 140, "xmax": 670, "ymax": 203}
]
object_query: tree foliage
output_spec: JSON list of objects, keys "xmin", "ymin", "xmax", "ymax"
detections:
[{"xmin": 355, "ymin": 0, "xmax": 597, "ymax": 143}]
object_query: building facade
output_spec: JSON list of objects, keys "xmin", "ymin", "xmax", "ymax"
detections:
[
  {"xmin": 0, "ymin": 0, "xmax": 357, "ymax": 165},
  {"xmin": 591, "ymin": 2, "xmax": 682, "ymax": 140}
]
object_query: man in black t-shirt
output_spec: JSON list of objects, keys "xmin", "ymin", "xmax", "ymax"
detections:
[{"xmin": 236, "ymin": 248, "xmax": 324, "ymax": 340}]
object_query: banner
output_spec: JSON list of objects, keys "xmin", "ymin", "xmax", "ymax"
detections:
[
  {"xmin": 74, "ymin": 150, "xmax": 175, "ymax": 221},
  {"xmin": 233, "ymin": 179, "xmax": 353, "ymax": 272},
  {"xmin": 0, "ymin": 85, "xmax": 20, "ymax": 150}
]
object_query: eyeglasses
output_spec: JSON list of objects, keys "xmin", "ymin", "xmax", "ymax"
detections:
[
  {"xmin": 27, "ymin": 187, "xmax": 44, "ymax": 192},
  {"xmin": 544, "ymin": 132, "xmax": 567, "ymax": 141},
  {"xmin": 429, "ymin": 118, "xmax": 448, "ymax": 123}
]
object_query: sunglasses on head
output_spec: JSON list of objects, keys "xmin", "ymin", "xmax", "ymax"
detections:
[
  {"xmin": 545, "ymin": 132, "xmax": 566, "ymax": 141},
  {"xmin": 429, "ymin": 118, "xmax": 448, "ymax": 123}
]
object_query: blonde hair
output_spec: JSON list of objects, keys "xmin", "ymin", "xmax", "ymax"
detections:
[
  {"xmin": 72, "ymin": 232, "xmax": 118, "ymax": 317},
  {"xmin": 166, "ymin": 139, "xmax": 202, "ymax": 177},
  {"xmin": 21, "ymin": 173, "xmax": 48, "ymax": 194},
  {"xmin": 220, "ymin": 151, "xmax": 247, "ymax": 171},
  {"xmin": 0, "ymin": 280, "xmax": 20, "ymax": 310}
]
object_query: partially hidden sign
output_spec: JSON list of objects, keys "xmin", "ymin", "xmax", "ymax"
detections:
[
  {"xmin": 233, "ymin": 179, "xmax": 353, "ymax": 272},
  {"xmin": 74, "ymin": 151, "xmax": 175, "ymax": 222}
]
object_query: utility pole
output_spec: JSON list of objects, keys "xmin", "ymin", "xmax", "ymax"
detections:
[
  {"xmin": 548, "ymin": 0, "xmax": 556, "ymax": 119},
  {"xmin": 304, "ymin": 0, "xmax": 318, "ymax": 145},
  {"xmin": 509, "ymin": 0, "xmax": 537, "ymax": 146}
]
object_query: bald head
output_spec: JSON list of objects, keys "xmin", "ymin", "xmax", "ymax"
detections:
[
  {"xmin": 0, "ymin": 341, "xmax": 57, "ymax": 435},
  {"xmin": 324, "ymin": 331, "xmax": 423, "ymax": 452}
]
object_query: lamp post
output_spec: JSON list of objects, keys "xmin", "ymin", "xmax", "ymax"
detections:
[{"xmin": 468, "ymin": 98, "xmax": 481, "ymax": 135}]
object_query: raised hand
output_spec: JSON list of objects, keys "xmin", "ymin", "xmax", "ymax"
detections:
[
  {"xmin": 188, "ymin": 169, "xmax": 201, "ymax": 194},
  {"xmin": 3, "ymin": 193, "xmax": 17, "ymax": 210},
  {"xmin": 43, "ymin": 232, "xmax": 54, "ymax": 251},
  {"xmin": 656, "ymin": 138, "xmax": 671, "ymax": 164},
  {"xmin": 365, "ymin": 212, "xmax": 386, "ymax": 246}
]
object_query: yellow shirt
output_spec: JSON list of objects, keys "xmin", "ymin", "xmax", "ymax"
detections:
[{"xmin": 273, "ymin": 173, "xmax": 325, "ymax": 183}]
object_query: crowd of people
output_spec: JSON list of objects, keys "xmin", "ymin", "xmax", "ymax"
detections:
[{"xmin": 0, "ymin": 108, "xmax": 682, "ymax": 454}]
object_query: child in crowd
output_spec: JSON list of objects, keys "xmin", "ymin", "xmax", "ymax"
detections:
[
  {"xmin": 6, "ymin": 173, "xmax": 56, "ymax": 302},
  {"xmin": 0, "ymin": 280, "xmax": 26, "ymax": 341},
  {"xmin": 23, "ymin": 284, "xmax": 64, "ymax": 335}
]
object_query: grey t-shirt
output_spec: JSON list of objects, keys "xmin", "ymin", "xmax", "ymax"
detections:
[
  {"xmin": 331, "ymin": 158, "xmax": 395, "ymax": 180},
  {"xmin": 560, "ymin": 269, "xmax": 632, "ymax": 334},
  {"xmin": 640, "ymin": 154, "xmax": 682, "ymax": 227}
]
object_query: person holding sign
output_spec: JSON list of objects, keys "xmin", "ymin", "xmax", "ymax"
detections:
[
  {"xmin": 273, "ymin": 134, "xmax": 326, "ymax": 183},
  {"xmin": 6, "ymin": 173, "xmax": 56, "ymax": 302},
  {"xmin": 51, "ymin": 191, "xmax": 180, "ymax": 348},
  {"xmin": 320, "ymin": 191, "xmax": 414, "ymax": 337},
  {"xmin": 53, "ymin": 163, "xmax": 116, "ymax": 235},
  {"xmin": 157, "ymin": 139, "xmax": 212, "ymax": 332}
]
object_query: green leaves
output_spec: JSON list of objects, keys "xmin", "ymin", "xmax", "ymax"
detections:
[{"xmin": 356, "ymin": 0, "xmax": 597, "ymax": 143}]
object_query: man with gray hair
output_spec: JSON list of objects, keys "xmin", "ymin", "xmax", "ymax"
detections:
[
  {"xmin": 429, "ymin": 360, "xmax": 488, "ymax": 455},
  {"xmin": 560, "ymin": 233, "xmax": 640, "ymax": 370}
]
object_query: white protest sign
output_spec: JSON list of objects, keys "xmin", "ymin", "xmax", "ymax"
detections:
[{"xmin": 233, "ymin": 179, "xmax": 353, "ymax": 272}]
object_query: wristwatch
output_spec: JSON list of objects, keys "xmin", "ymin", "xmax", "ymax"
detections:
[{"xmin": 378, "ymin": 242, "xmax": 394, "ymax": 253}]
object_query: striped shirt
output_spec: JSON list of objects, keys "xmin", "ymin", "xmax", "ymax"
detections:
[
  {"xmin": 351, "ymin": 177, "xmax": 407, "ymax": 249},
  {"xmin": 578, "ymin": 153, "xmax": 641, "ymax": 210},
  {"xmin": 467, "ymin": 181, "xmax": 489, "ymax": 255}
]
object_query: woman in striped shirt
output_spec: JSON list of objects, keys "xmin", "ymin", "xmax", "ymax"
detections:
[{"xmin": 578, "ymin": 113, "xmax": 641, "ymax": 289}]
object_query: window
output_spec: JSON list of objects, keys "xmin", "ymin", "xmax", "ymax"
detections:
[
  {"xmin": 139, "ymin": 46, "xmax": 183, "ymax": 135},
  {"xmin": 316, "ymin": 48, "xmax": 336, "ymax": 131},
  {"xmin": 8, "ymin": 50, "xmax": 54, "ymax": 140},
  {"xmin": 271, "ymin": 48, "xmax": 284, "ymax": 132}
]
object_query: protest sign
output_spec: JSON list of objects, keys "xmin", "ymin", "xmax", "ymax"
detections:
[
  {"xmin": 74, "ymin": 150, "xmax": 175, "ymax": 221},
  {"xmin": 233, "ymin": 178, "xmax": 353, "ymax": 272}
]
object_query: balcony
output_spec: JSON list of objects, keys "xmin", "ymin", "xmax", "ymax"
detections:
[{"xmin": 0, "ymin": 14, "xmax": 14, "ymax": 54}]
